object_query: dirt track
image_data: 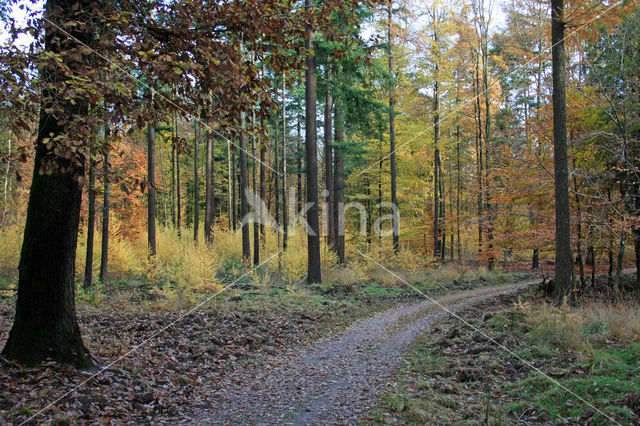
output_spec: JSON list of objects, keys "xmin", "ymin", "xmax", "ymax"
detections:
[{"xmin": 189, "ymin": 280, "xmax": 536, "ymax": 425}]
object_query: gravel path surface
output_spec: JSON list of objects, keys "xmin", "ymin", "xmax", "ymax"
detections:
[{"xmin": 189, "ymin": 281, "xmax": 536, "ymax": 425}]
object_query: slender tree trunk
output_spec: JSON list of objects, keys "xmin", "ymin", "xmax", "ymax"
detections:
[
  {"xmin": 2, "ymin": 0, "xmax": 94, "ymax": 367},
  {"xmin": 334, "ymin": 100, "xmax": 345, "ymax": 264},
  {"xmin": 252, "ymin": 109, "xmax": 260, "ymax": 265},
  {"xmin": 175, "ymin": 114, "xmax": 181, "ymax": 234},
  {"xmin": 99, "ymin": 141, "xmax": 110, "ymax": 283},
  {"xmin": 551, "ymin": 0, "xmax": 574, "ymax": 305},
  {"xmin": 572, "ymin": 160, "xmax": 585, "ymax": 289},
  {"xmin": 324, "ymin": 67, "xmax": 334, "ymax": 249},
  {"xmin": 456, "ymin": 121, "xmax": 462, "ymax": 261},
  {"xmin": 171, "ymin": 130, "xmax": 176, "ymax": 227},
  {"xmin": 305, "ymin": 0, "xmax": 322, "ymax": 283},
  {"xmin": 232, "ymin": 152, "xmax": 237, "ymax": 232},
  {"xmin": 282, "ymin": 75, "xmax": 289, "ymax": 251},
  {"xmin": 483, "ymin": 38, "xmax": 494, "ymax": 270},
  {"xmin": 388, "ymin": 0, "xmax": 399, "ymax": 253},
  {"xmin": 474, "ymin": 54, "xmax": 484, "ymax": 258},
  {"xmin": 2, "ymin": 138, "xmax": 11, "ymax": 226},
  {"xmin": 83, "ymin": 150, "xmax": 96, "ymax": 290},
  {"xmin": 240, "ymin": 112, "xmax": 250, "ymax": 262},
  {"xmin": 297, "ymin": 114, "xmax": 302, "ymax": 213},
  {"xmin": 260, "ymin": 139, "xmax": 266, "ymax": 240},
  {"xmin": 227, "ymin": 141, "xmax": 232, "ymax": 230},
  {"xmin": 378, "ymin": 139, "xmax": 383, "ymax": 243},
  {"xmin": 433, "ymin": 72, "xmax": 440, "ymax": 259},
  {"xmin": 204, "ymin": 131, "xmax": 215, "ymax": 242},
  {"xmin": 274, "ymin": 108, "xmax": 281, "ymax": 249},
  {"xmin": 193, "ymin": 120, "xmax": 200, "ymax": 241},
  {"xmin": 147, "ymin": 122, "xmax": 157, "ymax": 256}
]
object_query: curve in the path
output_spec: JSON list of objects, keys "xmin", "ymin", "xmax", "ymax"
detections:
[{"xmin": 194, "ymin": 281, "xmax": 536, "ymax": 425}]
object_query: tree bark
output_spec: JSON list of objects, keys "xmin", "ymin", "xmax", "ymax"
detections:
[
  {"xmin": 2, "ymin": 0, "xmax": 94, "ymax": 368},
  {"xmin": 305, "ymin": 0, "xmax": 322, "ymax": 283},
  {"xmin": 551, "ymin": 0, "xmax": 574, "ymax": 305},
  {"xmin": 147, "ymin": 122, "xmax": 157, "ymax": 256}
]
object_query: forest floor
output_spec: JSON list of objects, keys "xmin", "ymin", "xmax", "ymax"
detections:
[
  {"xmin": 0, "ymin": 270, "xmax": 533, "ymax": 424},
  {"xmin": 367, "ymin": 275, "xmax": 640, "ymax": 425},
  {"xmin": 184, "ymin": 281, "xmax": 536, "ymax": 424}
]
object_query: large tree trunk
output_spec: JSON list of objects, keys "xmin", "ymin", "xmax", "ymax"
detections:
[
  {"xmin": 240, "ymin": 112, "xmax": 251, "ymax": 262},
  {"xmin": 83, "ymin": 152, "xmax": 96, "ymax": 290},
  {"xmin": 324, "ymin": 68, "xmax": 334, "ymax": 249},
  {"xmin": 2, "ymin": 0, "xmax": 94, "ymax": 368},
  {"xmin": 334, "ymin": 100, "xmax": 345, "ymax": 264},
  {"xmin": 388, "ymin": 0, "xmax": 399, "ymax": 253},
  {"xmin": 305, "ymin": 0, "xmax": 321, "ymax": 283},
  {"xmin": 147, "ymin": 122, "xmax": 157, "ymax": 256},
  {"xmin": 551, "ymin": 0, "xmax": 574, "ymax": 305}
]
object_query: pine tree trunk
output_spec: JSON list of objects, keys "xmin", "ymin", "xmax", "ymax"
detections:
[
  {"xmin": 551, "ymin": 0, "xmax": 574, "ymax": 305},
  {"xmin": 2, "ymin": 0, "xmax": 94, "ymax": 368},
  {"xmin": 305, "ymin": 0, "xmax": 322, "ymax": 283},
  {"xmin": 83, "ymin": 152, "xmax": 96, "ymax": 290},
  {"xmin": 147, "ymin": 122, "xmax": 157, "ymax": 256}
]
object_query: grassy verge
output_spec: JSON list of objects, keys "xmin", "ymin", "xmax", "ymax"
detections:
[{"xmin": 368, "ymin": 279, "xmax": 640, "ymax": 425}]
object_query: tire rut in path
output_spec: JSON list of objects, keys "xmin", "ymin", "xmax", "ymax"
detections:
[{"xmin": 193, "ymin": 281, "xmax": 535, "ymax": 425}]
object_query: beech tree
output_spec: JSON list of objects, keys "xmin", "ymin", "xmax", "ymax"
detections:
[{"xmin": 2, "ymin": 0, "xmax": 97, "ymax": 368}]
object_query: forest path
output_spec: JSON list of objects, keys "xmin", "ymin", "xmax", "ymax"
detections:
[{"xmin": 189, "ymin": 280, "xmax": 537, "ymax": 425}]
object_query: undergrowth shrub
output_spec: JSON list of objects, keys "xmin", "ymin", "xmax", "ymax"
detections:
[
  {"xmin": 516, "ymin": 300, "xmax": 640, "ymax": 350},
  {"xmin": 0, "ymin": 223, "xmax": 22, "ymax": 280}
]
